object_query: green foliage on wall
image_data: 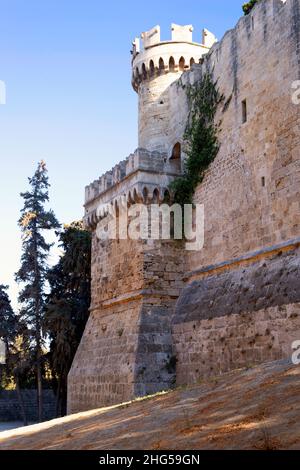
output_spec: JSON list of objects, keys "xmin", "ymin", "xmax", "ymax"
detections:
[
  {"xmin": 170, "ymin": 72, "xmax": 224, "ymax": 206},
  {"xmin": 242, "ymin": 0, "xmax": 259, "ymax": 15}
]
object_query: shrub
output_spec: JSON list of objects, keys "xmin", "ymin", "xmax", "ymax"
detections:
[
  {"xmin": 170, "ymin": 72, "xmax": 224, "ymax": 206},
  {"xmin": 242, "ymin": 0, "xmax": 259, "ymax": 15}
]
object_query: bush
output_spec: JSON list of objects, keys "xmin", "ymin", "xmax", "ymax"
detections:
[
  {"xmin": 242, "ymin": 0, "xmax": 259, "ymax": 15},
  {"xmin": 169, "ymin": 72, "xmax": 224, "ymax": 206}
]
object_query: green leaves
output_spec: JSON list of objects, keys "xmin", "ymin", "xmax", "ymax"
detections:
[
  {"xmin": 0, "ymin": 285, "xmax": 16, "ymax": 341},
  {"xmin": 242, "ymin": 0, "xmax": 259, "ymax": 15},
  {"xmin": 170, "ymin": 72, "xmax": 223, "ymax": 206}
]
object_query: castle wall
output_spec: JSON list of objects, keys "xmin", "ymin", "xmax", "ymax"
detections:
[
  {"xmin": 173, "ymin": 245, "xmax": 300, "ymax": 383},
  {"xmin": 0, "ymin": 390, "xmax": 56, "ymax": 423},
  {"xmin": 69, "ymin": 0, "xmax": 300, "ymax": 410},
  {"xmin": 171, "ymin": 0, "xmax": 300, "ymax": 384},
  {"xmin": 68, "ymin": 235, "xmax": 144, "ymax": 413},
  {"xmin": 171, "ymin": 0, "xmax": 300, "ymax": 269},
  {"xmin": 175, "ymin": 302, "xmax": 300, "ymax": 384},
  {"xmin": 68, "ymin": 232, "xmax": 185, "ymax": 413},
  {"xmin": 67, "ymin": 299, "xmax": 142, "ymax": 413}
]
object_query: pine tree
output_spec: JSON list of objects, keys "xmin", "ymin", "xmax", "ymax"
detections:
[
  {"xmin": 44, "ymin": 221, "xmax": 91, "ymax": 416},
  {"xmin": 16, "ymin": 161, "xmax": 60, "ymax": 422}
]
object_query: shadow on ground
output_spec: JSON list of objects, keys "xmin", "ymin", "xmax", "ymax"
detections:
[{"xmin": 0, "ymin": 360, "xmax": 299, "ymax": 450}]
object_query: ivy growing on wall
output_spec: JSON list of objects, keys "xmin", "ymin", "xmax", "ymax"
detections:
[
  {"xmin": 170, "ymin": 72, "xmax": 224, "ymax": 206},
  {"xmin": 242, "ymin": 0, "xmax": 259, "ymax": 15}
]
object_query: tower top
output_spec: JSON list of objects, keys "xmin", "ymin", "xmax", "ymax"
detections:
[{"xmin": 131, "ymin": 24, "xmax": 217, "ymax": 92}]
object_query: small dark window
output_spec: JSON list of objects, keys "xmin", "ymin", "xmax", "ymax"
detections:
[
  {"xmin": 153, "ymin": 188, "xmax": 159, "ymax": 203},
  {"xmin": 179, "ymin": 57, "xmax": 185, "ymax": 71},
  {"xmin": 170, "ymin": 142, "xmax": 181, "ymax": 160},
  {"xmin": 142, "ymin": 63, "xmax": 147, "ymax": 80},
  {"xmin": 143, "ymin": 187, "xmax": 148, "ymax": 202},
  {"xmin": 242, "ymin": 99, "xmax": 247, "ymax": 123},
  {"xmin": 159, "ymin": 58, "xmax": 164, "ymax": 74},
  {"xmin": 169, "ymin": 57, "xmax": 175, "ymax": 72},
  {"xmin": 149, "ymin": 60, "xmax": 155, "ymax": 77},
  {"xmin": 261, "ymin": 177, "xmax": 266, "ymax": 187}
]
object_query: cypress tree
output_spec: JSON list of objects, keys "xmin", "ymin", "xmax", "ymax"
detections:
[{"xmin": 16, "ymin": 161, "xmax": 60, "ymax": 422}]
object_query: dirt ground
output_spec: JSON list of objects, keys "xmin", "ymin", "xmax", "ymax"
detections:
[{"xmin": 0, "ymin": 359, "xmax": 299, "ymax": 450}]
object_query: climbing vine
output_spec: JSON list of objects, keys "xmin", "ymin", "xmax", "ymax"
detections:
[
  {"xmin": 242, "ymin": 0, "xmax": 259, "ymax": 15},
  {"xmin": 170, "ymin": 72, "xmax": 224, "ymax": 206}
]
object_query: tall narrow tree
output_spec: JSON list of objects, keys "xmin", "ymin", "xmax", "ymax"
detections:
[{"xmin": 16, "ymin": 161, "xmax": 60, "ymax": 422}]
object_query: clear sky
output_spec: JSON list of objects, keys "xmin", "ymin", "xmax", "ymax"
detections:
[{"xmin": 0, "ymin": 0, "xmax": 243, "ymax": 308}]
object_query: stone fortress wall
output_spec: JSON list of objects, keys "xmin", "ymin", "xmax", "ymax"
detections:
[
  {"xmin": 169, "ymin": 0, "xmax": 300, "ymax": 384},
  {"xmin": 68, "ymin": 0, "xmax": 300, "ymax": 413},
  {"xmin": 68, "ymin": 22, "xmax": 212, "ymax": 413},
  {"xmin": 0, "ymin": 390, "xmax": 56, "ymax": 422}
]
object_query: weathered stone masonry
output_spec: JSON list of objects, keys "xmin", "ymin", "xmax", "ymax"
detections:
[
  {"xmin": 68, "ymin": 0, "xmax": 300, "ymax": 413},
  {"xmin": 173, "ymin": 242, "xmax": 300, "ymax": 383},
  {"xmin": 68, "ymin": 150, "xmax": 187, "ymax": 412},
  {"xmin": 171, "ymin": 0, "xmax": 300, "ymax": 385},
  {"xmin": 0, "ymin": 390, "xmax": 56, "ymax": 422}
]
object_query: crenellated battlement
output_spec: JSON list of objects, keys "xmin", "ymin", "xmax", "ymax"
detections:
[
  {"xmin": 131, "ymin": 24, "xmax": 217, "ymax": 92},
  {"xmin": 84, "ymin": 148, "xmax": 182, "ymax": 228}
]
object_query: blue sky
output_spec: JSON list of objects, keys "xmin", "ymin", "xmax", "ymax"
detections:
[{"xmin": 0, "ymin": 0, "xmax": 243, "ymax": 308}]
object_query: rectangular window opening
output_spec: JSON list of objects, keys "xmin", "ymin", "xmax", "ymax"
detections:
[{"xmin": 242, "ymin": 99, "xmax": 247, "ymax": 123}]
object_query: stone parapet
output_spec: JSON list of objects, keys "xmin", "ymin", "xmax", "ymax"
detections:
[
  {"xmin": 131, "ymin": 24, "xmax": 216, "ymax": 92},
  {"xmin": 84, "ymin": 148, "xmax": 182, "ymax": 229}
]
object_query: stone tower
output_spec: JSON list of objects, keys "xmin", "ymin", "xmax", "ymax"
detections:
[
  {"xmin": 132, "ymin": 24, "xmax": 216, "ymax": 154},
  {"xmin": 67, "ymin": 24, "xmax": 214, "ymax": 414},
  {"xmin": 68, "ymin": 0, "xmax": 300, "ymax": 416}
]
